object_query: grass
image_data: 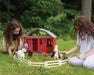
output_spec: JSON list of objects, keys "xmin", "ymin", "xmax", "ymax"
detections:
[
  {"xmin": 25, "ymin": 53, "xmax": 54, "ymax": 62},
  {"xmin": 0, "ymin": 32, "xmax": 94, "ymax": 75}
]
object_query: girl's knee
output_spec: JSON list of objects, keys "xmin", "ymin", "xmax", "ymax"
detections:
[
  {"xmin": 2, "ymin": 46, "xmax": 13, "ymax": 53},
  {"xmin": 83, "ymin": 62, "xmax": 94, "ymax": 69},
  {"xmin": 68, "ymin": 56, "xmax": 84, "ymax": 66},
  {"xmin": 68, "ymin": 57, "xmax": 78, "ymax": 65},
  {"xmin": 83, "ymin": 55, "xmax": 94, "ymax": 69},
  {"xmin": 2, "ymin": 49, "xmax": 8, "ymax": 53}
]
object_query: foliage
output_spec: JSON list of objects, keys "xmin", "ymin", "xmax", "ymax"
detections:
[
  {"xmin": 0, "ymin": 0, "xmax": 15, "ymax": 22},
  {"xmin": 23, "ymin": 9, "xmax": 80, "ymax": 40},
  {"xmin": 1, "ymin": 0, "xmax": 93, "ymax": 40},
  {"xmin": 62, "ymin": 0, "xmax": 81, "ymax": 10},
  {"xmin": 24, "ymin": 27, "xmax": 35, "ymax": 34},
  {"xmin": 91, "ymin": 0, "xmax": 94, "ymax": 22},
  {"xmin": 44, "ymin": 10, "xmax": 80, "ymax": 39},
  {"xmin": 20, "ymin": 0, "xmax": 63, "ymax": 28}
]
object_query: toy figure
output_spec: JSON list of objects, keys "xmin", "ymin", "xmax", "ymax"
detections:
[
  {"xmin": 24, "ymin": 41, "xmax": 28, "ymax": 50},
  {"xmin": 47, "ymin": 41, "xmax": 52, "ymax": 53},
  {"xmin": 13, "ymin": 48, "xmax": 27, "ymax": 59},
  {"xmin": 13, "ymin": 53, "xmax": 17, "ymax": 58},
  {"xmin": 28, "ymin": 50, "xmax": 33, "ymax": 56},
  {"xmin": 51, "ymin": 45, "xmax": 60, "ymax": 59},
  {"xmin": 51, "ymin": 52, "xmax": 55, "ymax": 58}
]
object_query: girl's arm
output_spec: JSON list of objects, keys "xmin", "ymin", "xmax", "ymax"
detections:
[
  {"xmin": 13, "ymin": 37, "xmax": 22, "ymax": 53},
  {"xmin": 8, "ymin": 47, "xmax": 13, "ymax": 56},
  {"xmin": 62, "ymin": 45, "xmax": 80, "ymax": 55},
  {"xmin": 7, "ymin": 44, "xmax": 13, "ymax": 56},
  {"xmin": 67, "ymin": 45, "xmax": 80, "ymax": 54},
  {"xmin": 13, "ymin": 40, "xmax": 18, "ymax": 53},
  {"xmin": 84, "ymin": 47, "xmax": 94, "ymax": 57}
]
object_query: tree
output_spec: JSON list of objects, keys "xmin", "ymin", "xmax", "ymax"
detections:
[{"xmin": 81, "ymin": 0, "xmax": 92, "ymax": 20}]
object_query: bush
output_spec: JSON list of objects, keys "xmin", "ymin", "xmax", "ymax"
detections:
[
  {"xmin": 44, "ymin": 10, "xmax": 80, "ymax": 40},
  {"xmin": 1, "ymin": 0, "xmax": 81, "ymax": 40},
  {"xmin": 20, "ymin": 0, "xmax": 63, "ymax": 28}
]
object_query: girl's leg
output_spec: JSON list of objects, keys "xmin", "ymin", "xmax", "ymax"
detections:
[
  {"xmin": 68, "ymin": 56, "xmax": 84, "ymax": 66},
  {"xmin": 2, "ymin": 37, "xmax": 8, "ymax": 53},
  {"xmin": 2, "ymin": 37, "xmax": 13, "ymax": 56},
  {"xmin": 83, "ymin": 54, "xmax": 94, "ymax": 69}
]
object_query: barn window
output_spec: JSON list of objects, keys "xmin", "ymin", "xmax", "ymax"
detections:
[{"xmin": 40, "ymin": 39, "xmax": 46, "ymax": 45}]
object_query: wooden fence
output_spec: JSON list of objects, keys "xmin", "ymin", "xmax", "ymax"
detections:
[{"xmin": 14, "ymin": 57, "xmax": 68, "ymax": 68}]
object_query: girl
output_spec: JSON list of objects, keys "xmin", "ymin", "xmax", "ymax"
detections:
[
  {"xmin": 2, "ymin": 20, "xmax": 24, "ymax": 56},
  {"xmin": 62, "ymin": 16, "xmax": 94, "ymax": 69}
]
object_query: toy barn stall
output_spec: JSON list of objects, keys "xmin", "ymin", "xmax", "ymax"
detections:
[{"xmin": 23, "ymin": 28, "xmax": 57, "ymax": 54}]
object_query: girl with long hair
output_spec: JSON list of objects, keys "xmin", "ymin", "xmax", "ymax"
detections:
[
  {"xmin": 62, "ymin": 16, "xmax": 94, "ymax": 69},
  {"xmin": 2, "ymin": 20, "xmax": 24, "ymax": 56}
]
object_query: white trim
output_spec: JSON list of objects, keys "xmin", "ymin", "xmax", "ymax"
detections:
[{"xmin": 25, "ymin": 28, "xmax": 57, "ymax": 38}]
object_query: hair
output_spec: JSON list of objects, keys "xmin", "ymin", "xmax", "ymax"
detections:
[
  {"xmin": 74, "ymin": 16, "xmax": 94, "ymax": 40},
  {"xmin": 3, "ymin": 20, "xmax": 24, "ymax": 49}
]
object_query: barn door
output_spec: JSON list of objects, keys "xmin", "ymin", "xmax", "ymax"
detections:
[
  {"xmin": 47, "ymin": 39, "xmax": 53, "ymax": 53},
  {"xmin": 32, "ymin": 39, "xmax": 38, "ymax": 52}
]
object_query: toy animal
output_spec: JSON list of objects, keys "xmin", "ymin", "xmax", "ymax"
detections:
[
  {"xmin": 51, "ymin": 52, "xmax": 55, "ymax": 58},
  {"xmin": 52, "ymin": 45, "xmax": 61, "ymax": 59},
  {"xmin": 13, "ymin": 53, "xmax": 17, "ymax": 58},
  {"xmin": 24, "ymin": 42, "xmax": 28, "ymax": 50},
  {"xmin": 28, "ymin": 50, "xmax": 33, "ymax": 56},
  {"xmin": 14, "ymin": 48, "xmax": 27, "ymax": 59}
]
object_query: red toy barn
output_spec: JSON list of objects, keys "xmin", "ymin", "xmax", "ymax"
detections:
[{"xmin": 23, "ymin": 28, "xmax": 57, "ymax": 53}]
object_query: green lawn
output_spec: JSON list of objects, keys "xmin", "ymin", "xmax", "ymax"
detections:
[{"xmin": 0, "ymin": 32, "xmax": 94, "ymax": 75}]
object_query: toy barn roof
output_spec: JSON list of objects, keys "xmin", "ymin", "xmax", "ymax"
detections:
[{"xmin": 24, "ymin": 28, "xmax": 57, "ymax": 38}]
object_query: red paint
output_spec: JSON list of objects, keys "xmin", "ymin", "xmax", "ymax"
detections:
[{"xmin": 23, "ymin": 37, "xmax": 56, "ymax": 54}]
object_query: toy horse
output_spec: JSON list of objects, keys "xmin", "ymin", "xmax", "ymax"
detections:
[
  {"xmin": 13, "ymin": 48, "xmax": 27, "ymax": 59},
  {"xmin": 28, "ymin": 50, "xmax": 33, "ymax": 56},
  {"xmin": 51, "ymin": 45, "xmax": 61, "ymax": 59}
]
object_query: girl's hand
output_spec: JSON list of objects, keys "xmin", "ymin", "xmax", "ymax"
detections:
[
  {"xmin": 8, "ymin": 46, "xmax": 13, "ymax": 56},
  {"xmin": 77, "ymin": 55, "xmax": 86, "ymax": 60},
  {"xmin": 13, "ymin": 49, "xmax": 16, "ymax": 53},
  {"xmin": 61, "ymin": 51, "xmax": 69, "ymax": 56}
]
